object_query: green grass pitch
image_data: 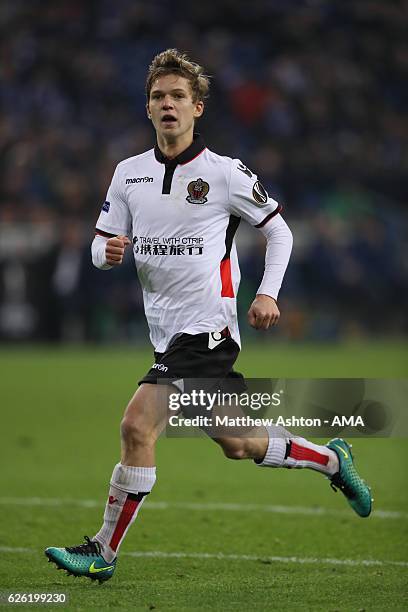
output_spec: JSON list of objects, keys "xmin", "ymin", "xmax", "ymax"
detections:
[{"xmin": 0, "ymin": 342, "xmax": 407, "ymax": 610}]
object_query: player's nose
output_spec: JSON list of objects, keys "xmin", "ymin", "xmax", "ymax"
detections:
[{"xmin": 162, "ymin": 95, "xmax": 174, "ymax": 109}]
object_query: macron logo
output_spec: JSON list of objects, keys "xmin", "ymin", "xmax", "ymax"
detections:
[
  {"xmin": 126, "ymin": 177, "xmax": 153, "ymax": 184},
  {"xmin": 152, "ymin": 363, "xmax": 168, "ymax": 372}
]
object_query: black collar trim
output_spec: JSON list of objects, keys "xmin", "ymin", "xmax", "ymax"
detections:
[{"xmin": 154, "ymin": 133, "xmax": 206, "ymax": 166}]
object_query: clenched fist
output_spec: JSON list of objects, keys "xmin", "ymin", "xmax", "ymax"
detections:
[
  {"xmin": 248, "ymin": 294, "xmax": 280, "ymax": 330},
  {"xmin": 106, "ymin": 235, "xmax": 131, "ymax": 266}
]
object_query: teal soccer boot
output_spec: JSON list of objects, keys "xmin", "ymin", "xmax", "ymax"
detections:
[
  {"xmin": 326, "ymin": 438, "xmax": 373, "ymax": 518},
  {"xmin": 45, "ymin": 536, "xmax": 116, "ymax": 583}
]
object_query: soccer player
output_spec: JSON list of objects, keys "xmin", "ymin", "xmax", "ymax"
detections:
[{"xmin": 45, "ymin": 49, "xmax": 372, "ymax": 582}]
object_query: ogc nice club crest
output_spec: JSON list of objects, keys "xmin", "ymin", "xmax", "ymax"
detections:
[{"xmin": 186, "ymin": 178, "xmax": 210, "ymax": 204}]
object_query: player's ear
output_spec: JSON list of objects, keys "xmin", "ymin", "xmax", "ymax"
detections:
[
  {"xmin": 146, "ymin": 103, "xmax": 152, "ymax": 120},
  {"xmin": 194, "ymin": 100, "xmax": 204, "ymax": 119}
]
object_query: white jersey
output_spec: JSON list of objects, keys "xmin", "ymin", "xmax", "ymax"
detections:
[{"xmin": 95, "ymin": 135, "xmax": 282, "ymax": 353}]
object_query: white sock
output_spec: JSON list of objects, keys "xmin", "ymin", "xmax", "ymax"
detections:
[
  {"xmin": 256, "ymin": 427, "xmax": 338, "ymax": 475},
  {"xmin": 93, "ymin": 464, "xmax": 156, "ymax": 562}
]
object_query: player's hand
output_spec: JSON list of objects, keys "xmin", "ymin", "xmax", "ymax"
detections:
[
  {"xmin": 247, "ymin": 294, "xmax": 280, "ymax": 330},
  {"xmin": 105, "ymin": 235, "xmax": 131, "ymax": 266}
]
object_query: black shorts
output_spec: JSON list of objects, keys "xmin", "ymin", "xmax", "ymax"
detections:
[{"xmin": 138, "ymin": 328, "xmax": 246, "ymax": 396}]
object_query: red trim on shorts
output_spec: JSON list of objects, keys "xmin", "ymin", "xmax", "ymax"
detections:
[
  {"xmin": 220, "ymin": 258, "xmax": 234, "ymax": 297},
  {"xmin": 109, "ymin": 497, "xmax": 140, "ymax": 551},
  {"xmin": 289, "ymin": 441, "xmax": 329, "ymax": 466}
]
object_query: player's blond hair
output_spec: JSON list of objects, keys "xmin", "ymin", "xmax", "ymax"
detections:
[{"xmin": 145, "ymin": 49, "xmax": 210, "ymax": 103}]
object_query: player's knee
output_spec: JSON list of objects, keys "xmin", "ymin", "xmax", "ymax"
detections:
[
  {"xmin": 120, "ymin": 414, "xmax": 154, "ymax": 448},
  {"xmin": 221, "ymin": 439, "xmax": 248, "ymax": 460}
]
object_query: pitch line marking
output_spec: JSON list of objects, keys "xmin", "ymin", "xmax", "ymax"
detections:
[
  {"xmin": 0, "ymin": 497, "xmax": 406, "ymax": 520},
  {"xmin": 123, "ymin": 551, "xmax": 408, "ymax": 568},
  {"xmin": 0, "ymin": 547, "xmax": 407, "ymax": 568}
]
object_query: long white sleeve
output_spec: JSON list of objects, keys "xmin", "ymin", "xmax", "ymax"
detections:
[
  {"xmin": 256, "ymin": 214, "xmax": 293, "ymax": 300},
  {"xmin": 91, "ymin": 235, "xmax": 113, "ymax": 270}
]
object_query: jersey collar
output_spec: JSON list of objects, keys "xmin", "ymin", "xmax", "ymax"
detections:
[{"xmin": 154, "ymin": 133, "xmax": 206, "ymax": 166}]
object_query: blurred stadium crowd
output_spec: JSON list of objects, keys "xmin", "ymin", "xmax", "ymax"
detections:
[{"xmin": 0, "ymin": 0, "xmax": 407, "ymax": 343}]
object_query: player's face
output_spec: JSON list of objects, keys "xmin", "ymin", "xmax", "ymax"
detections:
[{"xmin": 147, "ymin": 74, "xmax": 203, "ymax": 142}]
